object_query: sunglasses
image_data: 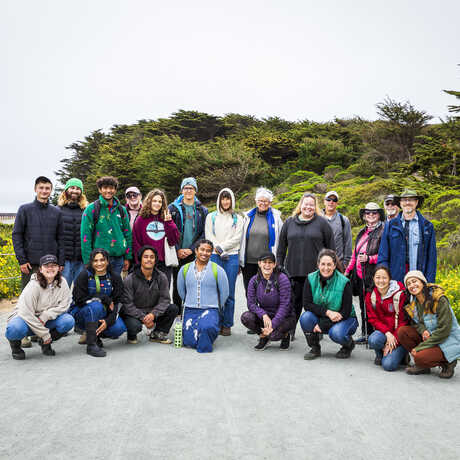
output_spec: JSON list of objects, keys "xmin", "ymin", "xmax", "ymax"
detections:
[
  {"xmin": 325, "ymin": 197, "xmax": 338, "ymax": 203},
  {"xmin": 126, "ymin": 193, "xmax": 139, "ymax": 199},
  {"xmin": 364, "ymin": 210, "xmax": 379, "ymax": 215},
  {"xmin": 384, "ymin": 201, "xmax": 395, "ymax": 206}
]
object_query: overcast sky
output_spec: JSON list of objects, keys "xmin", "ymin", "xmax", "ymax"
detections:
[{"xmin": 1, "ymin": 0, "xmax": 459, "ymax": 212}]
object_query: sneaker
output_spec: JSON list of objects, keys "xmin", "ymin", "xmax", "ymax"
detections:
[
  {"xmin": 78, "ymin": 332, "xmax": 87, "ymax": 345},
  {"xmin": 254, "ymin": 337, "xmax": 270, "ymax": 351},
  {"xmin": 150, "ymin": 331, "xmax": 172, "ymax": 344},
  {"xmin": 406, "ymin": 365, "xmax": 431, "ymax": 375},
  {"xmin": 279, "ymin": 335, "xmax": 290, "ymax": 351},
  {"xmin": 304, "ymin": 346, "xmax": 321, "ymax": 360},
  {"xmin": 439, "ymin": 360, "xmax": 457, "ymax": 379},
  {"xmin": 220, "ymin": 327, "xmax": 231, "ymax": 336},
  {"xmin": 127, "ymin": 335, "xmax": 138, "ymax": 344},
  {"xmin": 21, "ymin": 337, "xmax": 32, "ymax": 348}
]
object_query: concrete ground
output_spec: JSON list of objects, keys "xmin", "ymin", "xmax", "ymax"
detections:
[{"xmin": 0, "ymin": 275, "xmax": 459, "ymax": 460}]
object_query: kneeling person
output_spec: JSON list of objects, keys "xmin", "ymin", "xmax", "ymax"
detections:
[
  {"xmin": 121, "ymin": 246, "xmax": 178, "ymax": 344},
  {"xmin": 178, "ymin": 239, "xmax": 229, "ymax": 353},
  {"xmin": 69, "ymin": 249, "xmax": 126, "ymax": 357},
  {"xmin": 6, "ymin": 255, "xmax": 74, "ymax": 359}
]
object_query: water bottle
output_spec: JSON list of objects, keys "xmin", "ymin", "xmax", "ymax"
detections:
[{"xmin": 174, "ymin": 320, "xmax": 183, "ymax": 348}]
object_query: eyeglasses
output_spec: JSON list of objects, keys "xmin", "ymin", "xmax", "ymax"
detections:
[
  {"xmin": 384, "ymin": 201, "xmax": 395, "ymax": 206},
  {"xmin": 257, "ymin": 200, "xmax": 270, "ymax": 205},
  {"xmin": 325, "ymin": 197, "xmax": 338, "ymax": 203},
  {"xmin": 182, "ymin": 187, "xmax": 195, "ymax": 192},
  {"xmin": 126, "ymin": 193, "xmax": 139, "ymax": 199},
  {"xmin": 364, "ymin": 210, "xmax": 379, "ymax": 215}
]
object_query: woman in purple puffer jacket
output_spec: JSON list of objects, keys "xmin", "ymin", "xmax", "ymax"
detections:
[{"xmin": 241, "ymin": 252, "xmax": 295, "ymax": 351}]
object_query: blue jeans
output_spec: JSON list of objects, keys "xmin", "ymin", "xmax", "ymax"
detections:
[
  {"xmin": 183, "ymin": 307, "xmax": 220, "ymax": 353},
  {"xmin": 210, "ymin": 253, "xmax": 239, "ymax": 327},
  {"xmin": 109, "ymin": 256, "xmax": 124, "ymax": 276},
  {"xmin": 6, "ymin": 313, "xmax": 75, "ymax": 341},
  {"xmin": 69, "ymin": 301, "xmax": 126, "ymax": 338},
  {"xmin": 62, "ymin": 260, "xmax": 84, "ymax": 288},
  {"xmin": 368, "ymin": 330, "xmax": 408, "ymax": 371},
  {"xmin": 299, "ymin": 311, "xmax": 358, "ymax": 346}
]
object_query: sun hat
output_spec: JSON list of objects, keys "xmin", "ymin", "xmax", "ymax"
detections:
[
  {"xmin": 399, "ymin": 189, "xmax": 424, "ymax": 208},
  {"xmin": 359, "ymin": 202, "xmax": 385, "ymax": 222}
]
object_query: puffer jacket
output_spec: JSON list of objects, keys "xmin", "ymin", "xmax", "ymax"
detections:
[{"xmin": 59, "ymin": 201, "xmax": 85, "ymax": 262}]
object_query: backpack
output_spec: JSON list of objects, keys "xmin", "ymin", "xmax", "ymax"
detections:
[
  {"xmin": 369, "ymin": 289, "xmax": 404, "ymax": 329},
  {"xmin": 210, "ymin": 210, "xmax": 238, "ymax": 236},
  {"xmin": 91, "ymin": 198, "xmax": 127, "ymax": 244},
  {"xmin": 182, "ymin": 262, "xmax": 222, "ymax": 311}
]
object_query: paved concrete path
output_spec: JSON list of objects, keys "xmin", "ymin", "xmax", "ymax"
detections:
[{"xmin": 1, "ymin": 275, "xmax": 459, "ymax": 460}]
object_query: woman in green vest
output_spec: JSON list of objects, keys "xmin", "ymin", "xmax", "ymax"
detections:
[{"xmin": 300, "ymin": 249, "xmax": 358, "ymax": 360}]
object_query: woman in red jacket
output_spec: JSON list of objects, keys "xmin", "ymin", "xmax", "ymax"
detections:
[
  {"xmin": 132, "ymin": 189, "xmax": 179, "ymax": 285},
  {"xmin": 366, "ymin": 265, "xmax": 408, "ymax": 371}
]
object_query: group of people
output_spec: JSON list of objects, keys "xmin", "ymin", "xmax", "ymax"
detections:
[{"xmin": 6, "ymin": 175, "xmax": 460, "ymax": 378}]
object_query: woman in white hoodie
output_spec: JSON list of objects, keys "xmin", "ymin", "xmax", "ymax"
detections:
[{"xmin": 205, "ymin": 188, "xmax": 244, "ymax": 335}]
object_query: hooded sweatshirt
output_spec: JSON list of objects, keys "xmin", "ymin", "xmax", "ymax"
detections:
[
  {"xmin": 8, "ymin": 274, "xmax": 71, "ymax": 342},
  {"xmin": 205, "ymin": 188, "xmax": 244, "ymax": 256}
]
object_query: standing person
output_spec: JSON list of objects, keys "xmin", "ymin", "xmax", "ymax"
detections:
[
  {"xmin": 240, "ymin": 187, "xmax": 283, "ymax": 296},
  {"xmin": 125, "ymin": 186, "xmax": 142, "ymax": 229},
  {"xmin": 80, "ymin": 176, "xmax": 133, "ymax": 276},
  {"xmin": 366, "ymin": 265, "xmax": 408, "ymax": 371},
  {"xmin": 69, "ymin": 249, "xmax": 126, "ymax": 357},
  {"xmin": 300, "ymin": 249, "xmax": 358, "ymax": 360},
  {"xmin": 12, "ymin": 176, "xmax": 64, "ymax": 289},
  {"xmin": 399, "ymin": 271, "xmax": 460, "ymax": 379},
  {"xmin": 205, "ymin": 188, "xmax": 244, "ymax": 336},
  {"xmin": 58, "ymin": 178, "xmax": 88, "ymax": 287},
  {"xmin": 132, "ymin": 189, "xmax": 179, "ymax": 284},
  {"xmin": 323, "ymin": 191, "xmax": 352, "ymax": 267},
  {"xmin": 169, "ymin": 177, "xmax": 208, "ymax": 311},
  {"xmin": 277, "ymin": 192, "xmax": 335, "ymax": 337},
  {"xmin": 383, "ymin": 194, "xmax": 400, "ymax": 222},
  {"xmin": 12, "ymin": 175, "xmax": 65, "ymax": 348},
  {"xmin": 121, "ymin": 246, "xmax": 179, "ymax": 344},
  {"xmin": 5, "ymin": 255, "xmax": 74, "ymax": 359},
  {"xmin": 177, "ymin": 239, "xmax": 229, "ymax": 353},
  {"xmin": 241, "ymin": 253, "xmax": 296, "ymax": 350},
  {"xmin": 345, "ymin": 202, "xmax": 385, "ymax": 343},
  {"xmin": 378, "ymin": 189, "xmax": 437, "ymax": 284}
]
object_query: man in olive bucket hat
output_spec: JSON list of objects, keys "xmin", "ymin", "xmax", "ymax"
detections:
[{"xmin": 378, "ymin": 189, "xmax": 437, "ymax": 284}]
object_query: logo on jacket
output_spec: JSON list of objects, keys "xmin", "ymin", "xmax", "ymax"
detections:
[{"xmin": 146, "ymin": 221, "xmax": 165, "ymax": 241}]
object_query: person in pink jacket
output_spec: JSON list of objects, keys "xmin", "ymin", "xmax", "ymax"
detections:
[
  {"xmin": 365, "ymin": 265, "xmax": 408, "ymax": 371},
  {"xmin": 132, "ymin": 189, "xmax": 179, "ymax": 285}
]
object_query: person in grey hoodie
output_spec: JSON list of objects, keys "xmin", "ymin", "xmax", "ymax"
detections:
[
  {"xmin": 205, "ymin": 188, "xmax": 244, "ymax": 336},
  {"xmin": 5, "ymin": 254, "xmax": 74, "ymax": 360}
]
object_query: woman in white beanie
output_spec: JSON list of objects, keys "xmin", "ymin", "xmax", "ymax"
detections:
[{"xmin": 398, "ymin": 270, "xmax": 460, "ymax": 378}]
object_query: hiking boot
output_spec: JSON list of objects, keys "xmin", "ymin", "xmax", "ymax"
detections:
[
  {"xmin": 21, "ymin": 336, "xmax": 32, "ymax": 348},
  {"xmin": 39, "ymin": 340, "xmax": 56, "ymax": 356},
  {"xmin": 406, "ymin": 365, "xmax": 431, "ymax": 375},
  {"xmin": 50, "ymin": 329, "xmax": 64, "ymax": 342},
  {"xmin": 86, "ymin": 322, "xmax": 106, "ymax": 357},
  {"xmin": 220, "ymin": 327, "xmax": 231, "ymax": 336},
  {"xmin": 150, "ymin": 331, "xmax": 172, "ymax": 344},
  {"xmin": 127, "ymin": 334, "xmax": 138, "ymax": 344},
  {"xmin": 9, "ymin": 340, "xmax": 25, "ymax": 360},
  {"xmin": 304, "ymin": 346, "xmax": 321, "ymax": 360},
  {"xmin": 374, "ymin": 351, "xmax": 383, "ymax": 366},
  {"xmin": 336, "ymin": 339, "xmax": 355, "ymax": 359},
  {"xmin": 96, "ymin": 336, "xmax": 104, "ymax": 348},
  {"xmin": 439, "ymin": 360, "xmax": 457, "ymax": 379},
  {"xmin": 78, "ymin": 332, "xmax": 87, "ymax": 345},
  {"xmin": 254, "ymin": 337, "xmax": 270, "ymax": 351},
  {"xmin": 279, "ymin": 334, "xmax": 290, "ymax": 350}
]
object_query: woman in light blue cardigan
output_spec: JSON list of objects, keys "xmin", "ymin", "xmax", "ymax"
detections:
[{"xmin": 178, "ymin": 239, "xmax": 229, "ymax": 353}]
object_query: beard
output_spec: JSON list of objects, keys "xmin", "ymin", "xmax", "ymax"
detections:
[{"xmin": 386, "ymin": 208, "xmax": 398, "ymax": 216}]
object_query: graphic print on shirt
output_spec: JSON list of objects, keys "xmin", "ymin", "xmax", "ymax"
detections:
[{"xmin": 146, "ymin": 221, "xmax": 165, "ymax": 241}]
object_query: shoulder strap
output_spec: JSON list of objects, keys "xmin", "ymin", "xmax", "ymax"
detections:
[
  {"xmin": 211, "ymin": 210, "xmax": 218, "ymax": 236},
  {"xmin": 91, "ymin": 199, "xmax": 101, "ymax": 246},
  {"xmin": 183, "ymin": 263, "xmax": 191, "ymax": 280},
  {"xmin": 370, "ymin": 290, "xmax": 377, "ymax": 310},
  {"xmin": 393, "ymin": 290, "xmax": 403, "ymax": 329},
  {"xmin": 211, "ymin": 262, "xmax": 221, "ymax": 310},
  {"xmin": 339, "ymin": 212, "xmax": 346, "ymax": 248}
]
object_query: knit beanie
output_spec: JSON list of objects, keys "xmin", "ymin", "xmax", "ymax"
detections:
[
  {"xmin": 64, "ymin": 178, "xmax": 83, "ymax": 192},
  {"xmin": 180, "ymin": 177, "xmax": 198, "ymax": 192},
  {"xmin": 404, "ymin": 270, "xmax": 428, "ymax": 287}
]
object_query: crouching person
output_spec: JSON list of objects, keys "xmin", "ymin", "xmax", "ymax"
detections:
[
  {"xmin": 69, "ymin": 249, "xmax": 126, "ymax": 357},
  {"xmin": 120, "ymin": 246, "xmax": 178, "ymax": 344},
  {"xmin": 177, "ymin": 239, "xmax": 229, "ymax": 353},
  {"xmin": 6, "ymin": 255, "xmax": 74, "ymax": 359},
  {"xmin": 241, "ymin": 252, "xmax": 296, "ymax": 350},
  {"xmin": 300, "ymin": 249, "xmax": 358, "ymax": 360}
]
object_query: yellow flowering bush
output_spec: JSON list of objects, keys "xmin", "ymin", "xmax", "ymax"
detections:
[
  {"xmin": 437, "ymin": 265, "xmax": 460, "ymax": 322},
  {"xmin": 0, "ymin": 234, "xmax": 21, "ymax": 299}
]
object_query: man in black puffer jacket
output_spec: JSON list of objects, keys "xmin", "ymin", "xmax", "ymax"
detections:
[
  {"xmin": 121, "ymin": 245, "xmax": 179, "ymax": 344},
  {"xmin": 58, "ymin": 178, "xmax": 88, "ymax": 287},
  {"xmin": 13, "ymin": 176, "xmax": 64, "ymax": 290}
]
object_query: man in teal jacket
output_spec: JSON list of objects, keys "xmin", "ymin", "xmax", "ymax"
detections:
[{"xmin": 80, "ymin": 176, "xmax": 133, "ymax": 275}]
